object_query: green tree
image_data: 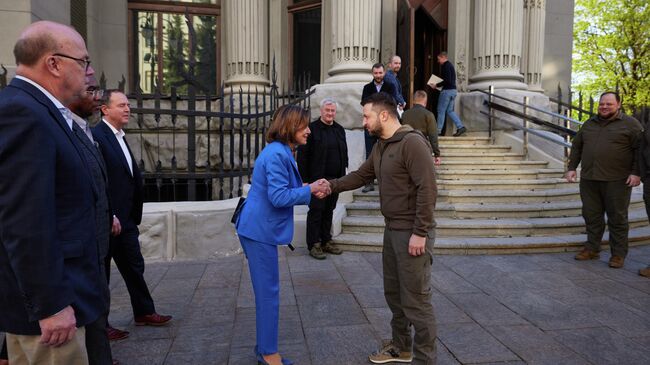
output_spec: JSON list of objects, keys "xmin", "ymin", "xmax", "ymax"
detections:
[
  {"xmin": 573, "ymin": 0, "xmax": 649, "ymax": 111},
  {"xmin": 162, "ymin": 14, "xmax": 188, "ymax": 94}
]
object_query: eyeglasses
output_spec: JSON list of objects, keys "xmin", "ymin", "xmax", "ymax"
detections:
[
  {"xmin": 52, "ymin": 53, "xmax": 91, "ymax": 71},
  {"xmin": 85, "ymin": 89, "xmax": 104, "ymax": 98}
]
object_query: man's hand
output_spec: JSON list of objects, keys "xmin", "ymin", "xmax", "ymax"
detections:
[
  {"xmin": 564, "ymin": 170, "xmax": 577, "ymax": 183},
  {"xmin": 408, "ymin": 234, "xmax": 426, "ymax": 257},
  {"xmin": 39, "ymin": 305, "xmax": 76, "ymax": 347},
  {"xmin": 434, "ymin": 157, "xmax": 442, "ymax": 166},
  {"xmin": 111, "ymin": 215, "xmax": 121, "ymax": 236},
  {"xmin": 627, "ymin": 174, "xmax": 641, "ymax": 187},
  {"xmin": 310, "ymin": 179, "xmax": 331, "ymax": 199}
]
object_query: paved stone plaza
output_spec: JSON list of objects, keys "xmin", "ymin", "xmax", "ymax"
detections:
[{"xmin": 3, "ymin": 246, "xmax": 650, "ymax": 364}]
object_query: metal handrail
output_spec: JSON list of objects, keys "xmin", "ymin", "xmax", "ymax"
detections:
[
  {"xmin": 483, "ymin": 100, "xmax": 576, "ymax": 137},
  {"xmin": 482, "ymin": 86, "xmax": 574, "ymax": 171},
  {"xmin": 479, "ymin": 110, "xmax": 571, "ymax": 148},
  {"xmin": 477, "ymin": 88, "xmax": 583, "ymax": 126}
]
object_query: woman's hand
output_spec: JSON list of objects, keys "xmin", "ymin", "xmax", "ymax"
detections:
[{"xmin": 310, "ymin": 179, "xmax": 331, "ymax": 198}]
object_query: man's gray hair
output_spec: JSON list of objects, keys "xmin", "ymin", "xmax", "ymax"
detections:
[{"xmin": 320, "ymin": 97, "xmax": 338, "ymax": 108}]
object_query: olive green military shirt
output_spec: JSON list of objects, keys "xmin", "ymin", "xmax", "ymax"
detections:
[{"xmin": 568, "ymin": 112, "xmax": 643, "ymax": 181}]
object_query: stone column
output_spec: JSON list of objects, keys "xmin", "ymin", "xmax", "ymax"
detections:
[
  {"xmin": 324, "ymin": 0, "xmax": 382, "ymax": 83},
  {"xmin": 521, "ymin": 0, "xmax": 546, "ymax": 91},
  {"xmin": 223, "ymin": 0, "xmax": 269, "ymax": 88},
  {"xmin": 468, "ymin": 0, "xmax": 528, "ymax": 90}
]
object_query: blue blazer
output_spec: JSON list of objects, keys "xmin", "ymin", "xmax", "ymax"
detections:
[
  {"xmin": 0, "ymin": 78, "xmax": 105, "ymax": 335},
  {"xmin": 236, "ymin": 141, "xmax": 311, "ymax": 245}
]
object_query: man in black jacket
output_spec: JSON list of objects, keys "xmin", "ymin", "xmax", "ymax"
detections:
[
  {"xmin": 361, "ymin": 63, "xmax": 396, "ymax": 192},
  {"xmin": 298, "ymin": 98, "xmax": 349, "ymax": 259},
  {"xmin": 436, "ymin": 52, "xmax": 466, "ymax": 136},
  {"xmin": 93, "ymin": 90, "xmax": 172, "ymax": 327}
]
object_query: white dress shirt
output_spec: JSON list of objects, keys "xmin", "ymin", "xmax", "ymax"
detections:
[{"xmin": 103, "ymin": 119, "xmax": 133, "ymax": 176}]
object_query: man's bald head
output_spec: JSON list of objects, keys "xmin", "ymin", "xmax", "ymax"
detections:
[
  {"xmin": 14, "ymin": 21, "xmax": 81, "ymax": 66},
  {"xmin": 13, "ymin": 21, "xmax": 92, "ymax": 105}
]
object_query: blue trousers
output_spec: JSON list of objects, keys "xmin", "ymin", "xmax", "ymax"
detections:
[
  {"xmin": 437, "ymin": 89, "xmax": 464, "ymax": 133},
  {"xmin": 239, "ymin": 235, "xmax": 280, "ymax": 355}
]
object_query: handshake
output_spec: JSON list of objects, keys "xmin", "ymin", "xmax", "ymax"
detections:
[{"xmin": 309, "ymin": 178, "xmax": 332, "ymax": 199}]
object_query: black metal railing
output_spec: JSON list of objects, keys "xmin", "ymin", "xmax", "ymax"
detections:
[
  {"xmin": 125, "ymin": 65, "xmax": 313, "ymax": 202},
  {"xmin": 479, "ymin": 87, "xmax": 581, "ymax": 170}
]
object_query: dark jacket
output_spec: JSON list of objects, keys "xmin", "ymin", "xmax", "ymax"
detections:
[
  {"xmin": 637, "ymin": 119, "xmax": 650, "ymax": 180},
  {"xmin": 329, "ymin": 125, "xmax": 437, "ymax": 236},
  {"xmin": 436, "ymin": 61, "xmax": 457, "ymax": 90},
  {"xmin": 362, "ymin": 80, "xmax": 397, "ymax": 104},
  {"xmin": 297, "ymin": 118, "xmax": 349, "ymax": 183},
  {"xmin": 568, "ymin": 112, "xmax": 643, "ymax": 181},
  {"xmin": 0, "ymin": 78, "xmax": 104, "ymax": 334},
  {"xmin": 401, "ymin": 104, "xmax": 440, "ymax": 157},
  {"xmin": 385, "ymin": 70, "xmax": 405, "ymax": 105},
  {"xmin": 93, "ymin": 121, "xmax": 144, "ymax": 227}
]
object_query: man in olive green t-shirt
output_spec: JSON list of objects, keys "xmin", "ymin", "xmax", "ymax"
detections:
[{"xmin": 565, "ymin": 92, "xmax": 643, "ymax": 268}]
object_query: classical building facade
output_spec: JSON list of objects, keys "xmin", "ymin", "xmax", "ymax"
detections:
[{"xmin": 1, "ymin": 0, "xmax": 573, "ymax": 97}]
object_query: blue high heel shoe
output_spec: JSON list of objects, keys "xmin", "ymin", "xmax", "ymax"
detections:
[{"xmin": 254, "ymin": 346, "xmax": 293, "ymax": 365}]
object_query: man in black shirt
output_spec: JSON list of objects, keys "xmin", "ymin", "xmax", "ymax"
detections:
[
  {"xmin": 297, "ymin": 98, "xmax": 349, "ymax": 259},
  {"xmin": 436, "ymin": 52, "xmax": 466, "ymax": 136}
]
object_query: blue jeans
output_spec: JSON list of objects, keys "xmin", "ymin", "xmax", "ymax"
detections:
[
  {"xmin": 437, "ymin": 89, "xmax": 464, "ymax": 133},
  {"xmin": 239, "ymin": 236, "xmax": 280, "ymax": 355}
]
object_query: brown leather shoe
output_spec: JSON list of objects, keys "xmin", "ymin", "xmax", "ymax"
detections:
[
  {"xmin": 112, "ymin": 360, "xmax": 120, "ymax": 365},
  {"xmin": 322, "ymin": 241, "xmax": 342, "ymax": 255},
  {"xmin": 134, "ymin": 313, "xmax": 172, "ymax": 326},
  {"xmin": 575, "ymin": 248, "xmax": 600, "ymax": 260},
  {"xmin": 608, "ymin": 256, "xmax": 625, "ymax": 268},
  {"xmin": 106, "ymin": 325, "xmax": 130, "ymax": 341},
  {"xmin": 639, "ymin": 267, "xmax": 650, "ymax": 277}
]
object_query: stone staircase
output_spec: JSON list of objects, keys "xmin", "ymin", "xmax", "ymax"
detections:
[{"xmin": 332, "ymin": 135, "xmax": 650, "ymax": 254}]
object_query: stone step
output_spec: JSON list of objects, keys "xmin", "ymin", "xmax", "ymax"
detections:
[
  {"xmin": 440, "ymin": 145, "xmax": 513, "ymax": 154},
  {"xmin": 436, "ymin": 168, "xmax": 565, "ymax": 180},
  {"xmin": 354, "ymin": 187, "xmax": 583, "ymax": 203},
  {"xmin": 345, "ymin": 191, "xmax": 645, "ymax": 219},
  {"xmin": 437, "ymin": 178, "xmax": 576, "ymax": 190},
  {"xmin": 437, "ymin": 160, "xmax": 550, "ymax": 170},
  {"xmin": 442, "ymin": 152, "xmax": 524, "ymax": 161},
  {"xmin": 331, "ymin": 225, "xmax": 650, "ymax": 254},
  {"xmin": 438, "ymin": 136, "xmax": 491, "ymax": 145},
  {"xmin": 339, "ymin": 208, "xmax": 649, "ymax": 236}
]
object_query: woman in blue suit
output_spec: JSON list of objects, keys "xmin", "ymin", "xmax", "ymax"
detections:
[{"xmin": 235, "ymin": 104, "xmax": 329, "ymax": 365}]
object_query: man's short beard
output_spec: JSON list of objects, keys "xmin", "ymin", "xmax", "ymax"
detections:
[{"xmin": 368, "ymin": 123, "xmax": 383, "ymax": 137}]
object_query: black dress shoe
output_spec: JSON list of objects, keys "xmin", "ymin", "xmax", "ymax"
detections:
[{"xmin": 453, "ymin": 127, "xmax": 467, "ymax": 137}]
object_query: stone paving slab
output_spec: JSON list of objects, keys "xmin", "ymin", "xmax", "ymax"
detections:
[{"xmin": 3, "ymin": 247, "xmax": 650, "ymax": 364}]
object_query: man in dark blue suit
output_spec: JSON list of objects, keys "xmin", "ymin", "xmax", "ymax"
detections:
[
  {"xmin": 0, "ymin": 21, "xmax": 104, "ymax": 364},
  {"xmin": 93, "ymin": 90, "xmax": 172, "ymax": 327},
  {"xmin": 68, "ymin": 78, "xmax": 120, "ymax": 365}
]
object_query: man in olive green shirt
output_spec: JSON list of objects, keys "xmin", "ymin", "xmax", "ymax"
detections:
[
  {"xmin": 401, "ymin": 90, "xmax": 441, "ymax": 166},
  {"xmin": 565, "ymin": 92, "xmax": 643, "ymax": 268}
]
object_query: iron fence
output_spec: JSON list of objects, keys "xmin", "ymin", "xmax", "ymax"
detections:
[{"xmin": 125, "ymin": 68, "xmax": 313, "ymax": 202}]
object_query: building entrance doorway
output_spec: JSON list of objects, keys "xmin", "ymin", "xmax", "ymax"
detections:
[{"xmin": 396, "ymin": 0, "xmax": 447, "ymax": 111}]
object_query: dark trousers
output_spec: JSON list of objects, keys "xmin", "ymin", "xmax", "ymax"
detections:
[
  {"xmin": 85, "ymin": 314, "xmax": 113, "ymax": 365},
  {"xmin": 306, "ymin": 192, "xmax": 339, "ymax": 250},
  {"xmin": 1, "ymin": 337, "xmax": 6, "ymax": 360},
  {"xmin": 382, "ymin": 228, "xmax": 437, "ymax": 365},
  {"xmin": 106, "ymin": 224, "xmax": 156, "ymax": 317},
  {"xmin": 364, "ymin": 129, "xmax": 377, "ymax": 159},
  {"xmin": 580, "ymin": 178, "xmax": 632, "ymax": 257},
  {"xmin": 644, "ymin": 179, "xmax": 650, "ymax": 222}
]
